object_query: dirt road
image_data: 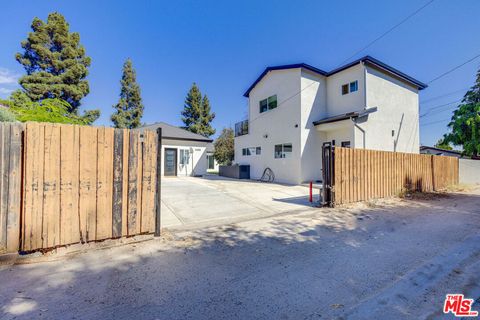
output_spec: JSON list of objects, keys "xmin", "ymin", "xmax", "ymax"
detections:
[{"xmin": 1, "ymin": 189, "xmax": 480, "ymax": 319}]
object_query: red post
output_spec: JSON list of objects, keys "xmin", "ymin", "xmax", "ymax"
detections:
[{"xmin": 309, "ymin": 181, "xmax": 313, "ymax": 202}]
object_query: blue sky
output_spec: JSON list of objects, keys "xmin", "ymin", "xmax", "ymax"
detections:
[{"xmin": 0, "ymin": 0, "xmax": 479, "ymax": 146}]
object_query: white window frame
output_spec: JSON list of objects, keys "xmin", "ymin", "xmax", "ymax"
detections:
[
  {"xmin": 341, "ymin": 80, "xmax": 358, "ymax": 95},
  {"xmin": 243, "ymin": 147, "xmax": 261, "ymax": 156},
  {"xmin": 179, "ymin": 149, "xmax": 190, "ymax": 165},
  {"xmin": 274, "ymin": 143, "xmax": 292, "ymax": 159},
  {"xmin": 259, "ymin": 95, "xmax": 277, "ymax": 113}
]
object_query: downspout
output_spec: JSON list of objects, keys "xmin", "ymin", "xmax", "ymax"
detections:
[
  {"xmin": 352, "ymin": 117, "xmax": 366, "ymax": 149},
  {"xmin": 351, "ymin": 61, "xmax": 368, "ymax": 149},
  {"xmin": 363, "ymin": 61, "xmax": 367, "ymax": 109}
]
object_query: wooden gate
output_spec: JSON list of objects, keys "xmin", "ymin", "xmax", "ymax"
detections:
[
  {"xmin": 0, "ymin": 122, "xmax": 162, "ymax": 254},
  {"xmin": 22, "ymin": 122, "xmax": 161, "ymax": 251}
]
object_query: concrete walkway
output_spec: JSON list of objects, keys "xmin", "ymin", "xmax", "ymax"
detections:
[{"xmin": 161, "ymin": 175, "xmax": 320, "ymax": 229}]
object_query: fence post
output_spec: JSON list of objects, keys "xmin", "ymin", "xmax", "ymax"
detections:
[
  {"xmin": 309, "ymin": 181, "xmax": 313, "ymax": 203},
  {"xmin": 431, "ymin": 155, "xmax": 436, "ymax": 191},
  {"xmin": 154, "ymin": 128, "xmax": 162, "ymax": 237}
]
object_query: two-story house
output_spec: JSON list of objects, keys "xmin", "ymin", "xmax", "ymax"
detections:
[{"xmin": 234, "ymin": 56, "xmax": 427, "ymax": 184}]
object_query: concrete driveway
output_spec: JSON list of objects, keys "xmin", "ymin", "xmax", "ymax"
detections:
[{"xmin": 161, "ymin": 175, "xmax": 319, "ymax": 229}]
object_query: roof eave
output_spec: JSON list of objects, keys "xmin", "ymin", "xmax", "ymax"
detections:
[{"xmin": 243, "ymin": 63, "xmax": 327, "ymax": 97}]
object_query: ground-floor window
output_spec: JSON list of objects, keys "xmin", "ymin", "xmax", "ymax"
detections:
[
  {"xmin": 207, "ymin": 154, "xmax": 215, "ymax": 169},
  {"xmin": 274, "ymin": 143, "xmax": 292, "ymax": 159},
  {"xmin": 341, "ymin": 141, "xmax": 351, "ymax": 148},
  {"xmin": 242, "ymin": 147, "xmax": 261, "ymax": 156},
  {"xmin": 179, "ymin": 149, "xmax": 190, "ymax": 164}
]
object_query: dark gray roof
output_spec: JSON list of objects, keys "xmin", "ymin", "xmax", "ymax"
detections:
[
  {"xmin": 139, "ymin": 122, "xmax": 213, "ymax": 143},
  {"xmin": 244, "ymin": 55, "xmax": 427, "ymax": 97},
  {"xmin": 419, "ymin": 146, "xmax": 462, "ymax": 155},
  {"xmin": 313, "ymin": 107, "xmax": 377, "ymax": 126}
]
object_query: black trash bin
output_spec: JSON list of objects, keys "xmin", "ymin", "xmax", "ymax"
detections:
[{"xmin": 219, "ymin": 165, "xmax": 250, "ymax": 179}]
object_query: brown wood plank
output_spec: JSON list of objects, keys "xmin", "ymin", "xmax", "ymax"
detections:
[
  {"xmin": 60, "ymin": 125, "xmax": 81, "ymax": 246},
  {"xmin": 112, "ymin": 129, "xmax": 124, "ymax": 238},
  {"xmin": 341, "ymin": 148, "xmax": 346, "ymax": 204},
  {"xmin": 140, "ymin": 130, "xmax": 153, "ymax": 233},
  {"xmin": 0, "ymin": 124, "xmax": 8, "ymax": 253},
  {"xmin": 346, "ymin": 148, "xmax": 351, "ymax": 203},
  {"xmin": 27, "ymin": 122, "xmax": 45, "ymax": 251},
  {"xmin": 339, "ymin": 148, "xmax": 345, "ymax": 204},
  {"xmin": 22, "ymin": 123, "xmax": 32, "ymax": 251},
  {"xmin": 79, "ymin": 126, "xmax": 97, "ymax": 242},
  {"xmin": 147, "ymin": 131, "xmax": 158, "ymax": 232},
  {"xmin": 362, "ymin": 149, "xmax": 365, "ymax": 200},
  {"xmin": 96, "ymin": 127, "xmax": 114, "ymax": 240},
  {"xmin": 387, "ymin": 152, "xmax": 391, "ymax": 197},
  {"xmin": 137, "ymin": 133, "xmax": 143, "ymax": 233},
  {"xmin": 127, "ymin": 131, "xmax": 139, "ymax": 236},
  {"xmin": 6, "ymin": 124, "xmax": 23, "ymax": 252},
  {"xmin": 43, "ymin": 124, "xmax": 61, "ymax": 248},
  {"xmin": 122, "ymin": 130, "xmax": 129, "ymax": 237},
  {"xmin": 352, "ymin": 148, "xmax": 356, "ymax": 202}
]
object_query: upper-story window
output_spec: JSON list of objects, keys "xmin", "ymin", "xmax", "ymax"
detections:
[
  {"xmin": 341, "ymin": 80, "xmax": 358, "ymax": 95},
  {"xmin": 259, "ymin": 95, "xmax": 277, "ymax": 113},
  {"xmin": 242, "ymin": 147, "xmax": 261, "ymax": 156}
]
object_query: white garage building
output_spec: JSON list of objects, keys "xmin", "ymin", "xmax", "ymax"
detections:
[{"xmin": 140, "ymin": 122, "xmax": 217, "ymax": 177}]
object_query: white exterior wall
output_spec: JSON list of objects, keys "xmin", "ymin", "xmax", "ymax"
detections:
[
  {"xmin": 235, "ymin": 69, "xmax": 302, "ymax": 184},
  {"xmin": 362, "ymin": 65, "xmax": 420, "ymax": 153},
  {"xmin": 299, "ymin": 70, "xmax": 326, "ymax": 182},
  {"xmin": 326, "ymin": 63, "xmax": 365, "ymax": 118},
  {"xmin": 161, "ymin": 139, "xmax": 209, "ymax": 177}
]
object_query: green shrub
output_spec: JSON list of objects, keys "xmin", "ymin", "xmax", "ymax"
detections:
[
  {"xmin": 1, "ymin": 91, "xmax": 96, "ymax": 125},
  {"xmin": 0, "ymin": 106, "xmax": 16, "ymax": 122}
]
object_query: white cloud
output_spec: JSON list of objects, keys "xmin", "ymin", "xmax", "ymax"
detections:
[
  {"xmin": 0, "ymin": 67, "xmax": 20, "ymax": 98},
  {"xmin": 0, "ymin": 68, "xmax": 19, "ymax": 85},
  {"xmin": 0, "ymin": 87, "xmax": 13, "ymax": 94}
]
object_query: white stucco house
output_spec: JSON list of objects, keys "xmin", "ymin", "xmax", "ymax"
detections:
[
  {"xmin": 140, "ymin": 122, "xmax": 218, "ymax": 177},
  {"xmin": 234, "ymin": 56, "xmax": 428, "ymax": 185}
]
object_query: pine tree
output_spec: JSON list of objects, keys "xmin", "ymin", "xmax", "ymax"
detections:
[
  {"xmin": 16, "ymin": 12, "xmax": 92, "ymax": 112},
  {"xmin": 200, "ymin": 95, "xmax": 216, "ymax": 137},
  {"xmin": 181, "ymin": 83, "xmax": 215, "ymax": 137},
  {"xmin": 111, "ymin": 59, "xmax": 144, "ymax": 129},
  {"xmin": 443, "ymin": 68, "xmax": 480, "ymax": 156}
]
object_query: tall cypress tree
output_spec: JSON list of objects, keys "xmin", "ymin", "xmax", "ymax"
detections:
[
  {"xmin": 111, "ymin": 59, "xmax": 144, "ymax": 129},
  {"xmin": 15, "ymin": 12, "xmax": 93, "ymax": 113},
  {"xmin": 181, "ymin": 83, "xmax": 215, "ymax": 137}
]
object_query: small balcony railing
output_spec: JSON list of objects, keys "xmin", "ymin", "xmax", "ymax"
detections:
[{"xmin": 235, "ymin": 120, "xmax": 249, "ymax": 137}]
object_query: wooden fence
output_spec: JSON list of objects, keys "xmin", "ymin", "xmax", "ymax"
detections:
[
  {"xmin": 0, "ymin": 122, "xmax": 161, "ymax": 254},
  {"xmin": 333, "ymin": 147, "xmax": 459, "ymax": 205}
]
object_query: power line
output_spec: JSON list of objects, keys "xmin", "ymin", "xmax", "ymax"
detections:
[
  {"xmin": 420, "ymin": 104, "xmax": 457, "ymax": 118},
  {"xmin": 339, "ymin": 0, "xmax": 436, "ymax": 65},
  {"xmin": 421, "ymin": 117, "xmax": 451, "ymax": 126},
  {"xmin": 419, "ymin": 99, "xmax": 461, "ymax": 117},
  {"xmin": 420, "ymin": 87, "xmax": 469, "ymax": 104},
  {"xmin": 427, "ymin": 53, "xmax": 480, "ymax": 84}
]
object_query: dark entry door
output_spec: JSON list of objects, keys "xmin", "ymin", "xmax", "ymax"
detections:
[{"xmin": 164, "ymin": 148, "xmax": 177, "ymax": 176}]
